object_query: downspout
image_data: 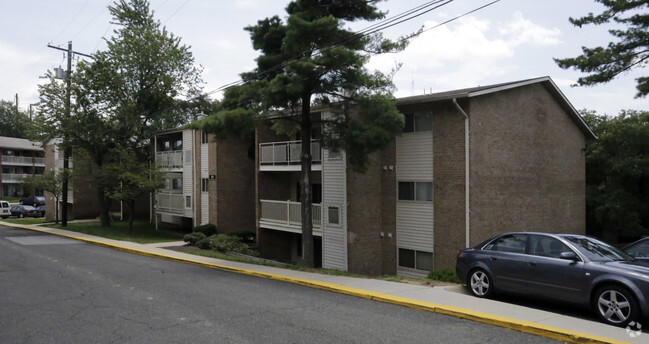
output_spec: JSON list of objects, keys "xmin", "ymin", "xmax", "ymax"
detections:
[{"xmin": 453, "ymin": 98, "xmax": 470, "ymax": 248}]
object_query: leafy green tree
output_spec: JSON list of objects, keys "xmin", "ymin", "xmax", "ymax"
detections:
[
  {"xmin": 192, "ymin": 0, "xmax": 413, "ymax": 267},
  {"xmin": 0, "ymin": 100, "xmax": 31, "ymax": 138},
  {"xmin": 19, "ymin": 170, "xmax": 65, "ymax": 224},
  {"xmin": 554, "ymin": 0, "xmax": 649, "ymax": 97},
  {"xmin": 582, "ymin": 110, "xmax": 649, "ymax": 242},
  {"xmin": 104, "ymin": 148, "xmax": 166, "ymax": 233},
  {"xmin": 32, "ymin": 0, "xmax": 203, "ymax": 226}
]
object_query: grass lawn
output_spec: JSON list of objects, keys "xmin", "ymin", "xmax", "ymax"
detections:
[{"xmin": 46, "ymin": 220, "xmax": 184, "ymax": 244}]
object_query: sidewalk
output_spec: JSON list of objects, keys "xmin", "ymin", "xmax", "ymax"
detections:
[{"xmin": 3, "ymin": 221, "xmax": 642, "ymax": 344}]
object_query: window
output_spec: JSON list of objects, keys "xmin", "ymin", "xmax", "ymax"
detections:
[
  {"xmin": 484, "ymin": 234, "xmax": 527, "ymax": 254},
  {"xmin": 201, "ymin": 131, "xmax": 209, "ymax": 144},
  {"xmin": 185, "ymin": 196, "xmax": 191, "ymax": 208},
  {"xmin": 201, "ymin": 178, "xmax": 208, "ymax": 192},
  {"xmin": 399, "ymin": 248, "xmax": 433, "ymax": 271},
  {"xmin": 398, "ymin": 182, "xmax": 432, "ymax": 201},
  {"xmin": 530, "ymin": 235, "xmax": 573, "ymax": 259},
  {"xmin": 173, "ymin": 139, "xmax": 183, "ymax": 151},
  {"xmin": 172, "ymin": 178, "xmax": 183, "ymax": 190},
  {"xmin": 328, "ymin": 206, "xmax": 340, "ymax": 225},
  {"xmin": 403, "ymin": 112, "xmax": 432, "ymax": 133}
]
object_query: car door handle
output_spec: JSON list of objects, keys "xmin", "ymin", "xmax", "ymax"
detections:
[
  {"xmin": 528, "ymin": 261, "xmax": 537, "ymax": 266},
  {"xmin": 490, "ymin": 257, "xmax": 497, "ymax": 261}
]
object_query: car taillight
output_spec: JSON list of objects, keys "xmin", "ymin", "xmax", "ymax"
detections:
[{"xmin": 457, "ymin": 249, "xmax": 462, "ymax": 258}]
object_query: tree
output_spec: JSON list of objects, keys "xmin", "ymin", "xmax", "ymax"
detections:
[
  {"xmin": 19, "ymin": 170, "xmax": 65, "ymax": 224},
  {"xmin": 192, "ymin": 0, "xmax": 413, "ymax": 267},
  {"xmin": 32, "ymin": 0, "xmax": 203, "ymax": 227},
  {"xmin": 104, "ymin": 148, "xmax": 166, "ymax": 233},
  {"xmin": 0, "ymin": 100, "xmax": 31, "ymax": 138},
  {"xmin": 582, "ymin": 110, "xmax": 649, "ymax": 242},
  {"xmin": 554, "ymin": 0, "xmax": 649, "ymax": 98}
]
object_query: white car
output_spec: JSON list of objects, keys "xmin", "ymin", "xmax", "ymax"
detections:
[{"xmin": 0, "ymin": 201, "xmax": 10, "ymax": 219}]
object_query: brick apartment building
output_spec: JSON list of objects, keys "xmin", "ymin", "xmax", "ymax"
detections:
[
  {"xmin": 152, "ymin": 128, "xmax": 255, "ymax": 232},
  {"xmin": 256, "ymin": 76, "xmax": 595, "ymax": 276},
  {"xmin": 0, "ymin": 136, "xmax": 45, "ymax": 198}
]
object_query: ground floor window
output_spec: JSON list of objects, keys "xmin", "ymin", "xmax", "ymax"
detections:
[{"xmin": 398, "ymin": 248, "xmax": 433, "ymax": 271}]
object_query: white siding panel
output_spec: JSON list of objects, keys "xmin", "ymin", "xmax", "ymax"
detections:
[
  {"xmin": 201, "ymin": 192, "xmax": 209, "ymax": 225},
  {"xmin": 200, "ymin": 143, "xmax": 209, "ymax": 178},
  {"xmin": 321, "ymin": 124, "xmax": 348, "ymax": 271},
  {"xmin": 396, "ymin": 132, "xmax": 433, "ymax": 180},
  {"xmin": 182, "ymin": 130, "xmax": 194, "ymax": 218},
  {"xmin": 396, "ymin": 202, "xmax": 434, "ymax": 252}
]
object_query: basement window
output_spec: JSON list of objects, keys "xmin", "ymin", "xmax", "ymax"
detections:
[
  {"xmin": 399, "ymin": 248, "xmax": 433, "ymax": 271},
  {"xmin": 398, "ymin": 182, "xmax": 432, "ymax": 201}
]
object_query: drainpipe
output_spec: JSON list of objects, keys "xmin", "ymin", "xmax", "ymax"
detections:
[{"xmin": 453, "ymin": 98, "xmax": 470, "ymax": 248}]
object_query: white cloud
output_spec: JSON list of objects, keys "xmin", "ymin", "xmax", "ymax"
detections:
[
  {"xmin": 368, "ymin": 12, "xmax": 565, "ymax": 97},
  {"xmin": 498, "ymin": 11, "xmax": 562, "ymax": 46}
]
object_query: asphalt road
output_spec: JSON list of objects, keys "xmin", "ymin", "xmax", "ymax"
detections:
[{"xmin": 0, "ymin": 225, "xmax": 563, "ymax": 344}]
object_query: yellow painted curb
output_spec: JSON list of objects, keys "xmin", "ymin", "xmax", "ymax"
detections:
[{"xmin": 2, "ymin": 221, "xmax": 630, "ymax": 344}]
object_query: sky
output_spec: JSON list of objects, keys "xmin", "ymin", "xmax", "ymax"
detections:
[{"xmin": 0, "ymin": 0, "xmax": 646, "ymax": 116}]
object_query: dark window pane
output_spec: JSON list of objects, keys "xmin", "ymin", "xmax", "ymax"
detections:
[
  {"xmin": 416, "ymin": 251, "xmax": 433, "ymax": 271},
  {"xmin": 398, "ymin": 182, "xmax": 415, "ymax": 200},
  {"xmin": 403, "ymin": 113, "xmax": 414, "ymax": 133},
  {"xmin": 415, "ymin": 112, "xmax": 432, "ymax": 131},
  {"xmin": 399, "ymin": 248, "xmax": 415, "ymax": 268}
]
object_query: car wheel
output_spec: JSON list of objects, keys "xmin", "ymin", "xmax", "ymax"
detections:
[
  {"xmin": 468, "ymin": 268, "xmax": 494, "ymax": 298},
  {"xmin": 594, "ymin": 285, "xmax": 639, "ymax": 327},
  {"xmin": 19, "ymin": 213, "xmax": 25, "ymax": 218}
]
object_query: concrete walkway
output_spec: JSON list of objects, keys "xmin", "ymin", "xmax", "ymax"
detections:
[{"xmin": 2, "ymin": 221, "xmax": 644, "ymax": 344}]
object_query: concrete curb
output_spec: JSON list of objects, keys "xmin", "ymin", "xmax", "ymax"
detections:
[{"xmin": 2, "ymin": 221, "xmax": 629, "ymax": 344}]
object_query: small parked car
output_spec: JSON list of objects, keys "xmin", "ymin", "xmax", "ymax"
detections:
[
  {"xmin": 35, "ymin": 205, "xmax": 46, "ymax": 217},
  {"xmin": 20, "ymin": 195, "xmax": 45, "ymax": 207},
  {"xmin": 623, "ymin": 237, "xmax": 649, "ymax": 262},
  {"xmin": 0, "ymin": 200, "xmax": 10, "ymax": 219},
  {"xmin": 456, "ymin": 232, "xmax": 649, "ymax": 327},
  {"xmin": 10, "ymin": 205, "xmax": 40, "ymax": 218}
]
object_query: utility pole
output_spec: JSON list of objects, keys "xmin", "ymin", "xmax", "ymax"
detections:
[{"xmin": 47, "ymin": 42, "xmax": 92, "ymax": 226}]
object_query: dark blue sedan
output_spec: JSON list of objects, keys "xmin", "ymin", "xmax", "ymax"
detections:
[{"xmin": 456, "ymin": 232, "xmax": 649, "ymax": 327}]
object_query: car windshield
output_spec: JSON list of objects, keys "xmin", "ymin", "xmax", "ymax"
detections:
[{"xmin": 563, "ymin": 236, "xmax": 634, "ymax": 262}]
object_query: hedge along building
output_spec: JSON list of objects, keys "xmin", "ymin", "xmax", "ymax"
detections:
[{"xmin": 255, "ymin": 76, "xmax": 595, "ymax": 277}]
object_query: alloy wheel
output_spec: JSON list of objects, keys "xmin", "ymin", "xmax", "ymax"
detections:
[{"xmin": 597, "ymin": 289, "xmax": 631, "ymax": 325}]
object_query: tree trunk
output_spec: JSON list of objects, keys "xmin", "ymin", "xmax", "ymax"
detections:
[
  {"xmin": 128, "ymin": 200, "xmax": 135, "ymax": 235},
  {"xmin": 300, "ymin": 97, "xmax": 315, "ymax": 267},
  {"xmin": 98, "ymin": 186, "xmax": 112, "ymax": 227}
]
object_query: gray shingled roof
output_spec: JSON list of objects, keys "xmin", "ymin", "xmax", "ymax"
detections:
[{"xmin": 0, "ymin": 136, "xmax": 42, "ymax": 151}]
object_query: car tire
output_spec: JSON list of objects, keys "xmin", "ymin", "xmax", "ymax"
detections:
[
  {"xmin": 594, "ymin": 285, "xmax": 639, "ymax": 327},
  {"xmin": 468, "ymin": 268, "xmax": 494, "ymax": 298},
  {"xmin": 19, "ymin": 213, "xmax": 25, "ymax": 218}
]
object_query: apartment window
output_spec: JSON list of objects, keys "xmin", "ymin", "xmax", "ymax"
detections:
[
  {"xmin": 185, "ymin": 196, "xmax": 192, "ymax": 208},
  {"xmin": 173, "ymin": 139, "xmax": 183, "ymax": 151},
  {"xmin": 201, "ymin": 178, "xmax": 209, "ymax": 192},
  {"xmin": 403, "ymin": 112, "xmax": 432, "ymax": 133},
  {"xmin": 399, "ymin": 248, "xmax": 433, "ymax": 271},
  {"xmin": 172, "ymin": 178, "xmax": 183, "ymax": 190},
  {"xmin": 201, "ymin": 131, "xmax": 209, "ymax": 144},
  {"xmin": 328, "ymin": 206, "xmax": 340, "ymax": 225},
  {"xmin": 398, "ymin": 182, "xmax": 432, "ymax": 201}
]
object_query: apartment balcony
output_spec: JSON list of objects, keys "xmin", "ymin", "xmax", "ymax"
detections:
[
  {"xmin": 259, "ymin": 199, "xmax": 322, "ymax": 235},
  {"xmin": 156, "ymin": 150, "xmax": 183, "ymax": 170},
  {"xmin": 259, "ymin": 140, "xmax": 321, "ymax": 172},
  {"xmin": 1, "ymin": 156, "xmax": 45, "ymax": 167},
  {"xmin": 155, "ymin": 192, "xmax": 184, "ymax": 214},
  {"xmin": 1, "ymin": 173, "xmax": 30, "ymax": 183}
]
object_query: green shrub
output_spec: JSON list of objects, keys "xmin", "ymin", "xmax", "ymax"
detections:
[
  {"xmin": 193, "ymin": 224, "xmax": 217, "ymax": 236},
  {"xmin": 199, "ymin": 234, "xmax": 258, "ymax": 256},
  {"xmin": 427, "ymin": 268, "xmax": 461, "ymax": 284},
  {"xmin": 183, "ymin": 232, "xmax": 207, "ymax": 245}
]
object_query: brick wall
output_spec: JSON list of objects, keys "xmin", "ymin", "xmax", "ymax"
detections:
[{"xmin": 468, "ymin": 83, "xmax": 586, "ymax": 245}]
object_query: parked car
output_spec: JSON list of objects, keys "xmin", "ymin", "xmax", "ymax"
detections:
[
  {"xmin": 10, "ymin": 205, "xmax": 40, "ymax": 218},
  {"xmin": 623, "ymin": 237, "xmax": 649, "ymax": 262},
  {"xmin": 0, "ymin": 200, "xmax": 10, "ymax": 219},
  {"xmin": 456, "ymin": 232, "xmax": 649, "ymax": 327},
  {"xmin": 20, "ymin": 195, "xmax": 45, "ymax": 206},
  {"xmin": 35, "ymin": 205, "xmax": 46, "ymax": 217}
]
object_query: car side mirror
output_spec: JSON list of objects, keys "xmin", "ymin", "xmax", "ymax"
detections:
[{"xmin": 559, "ymin": 251, "xmax": 579, "ymax": 261}]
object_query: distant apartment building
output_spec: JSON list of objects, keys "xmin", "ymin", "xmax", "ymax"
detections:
[
  {"xmin": 0, "ymin": 136, "xmax": 45, "ymax": 198},
  {"xmin": 256, "ymin": 77, "xmax": 595, "ymax": 276},
  {"xmin": 152, "ymin": 128, "xmax": 255, "ymax": 232}
]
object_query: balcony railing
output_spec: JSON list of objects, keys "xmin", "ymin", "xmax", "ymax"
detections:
[
  {"xmin": 260, "ymin": 199, "xmax": 321, "ymax": 228},
  {"xmin": 259, "ymin": 140, "xmax": 321, "ymax": 166},
  {"xmin": 1, "ymin": 156, "xmax": 45, "ymax": 166},
  {"xmin": 156, "ymin": 192, "xmax": 184, "ymax": 214},
  {"xmin": 156, "ymin": 150, "xmax": 183, "ymax": 169}
]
